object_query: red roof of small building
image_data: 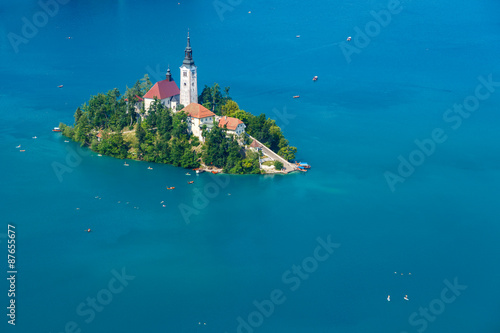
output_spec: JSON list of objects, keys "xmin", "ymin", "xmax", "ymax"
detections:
[
  {"xmin": 249, "ymin": 140, "xmax": 261, "ymax": 148},
  {"xmin": 125, "ymin": 95, "xmax": 143, "ymax": 102},
  {"xmin": 218, "ymin": 116, "xmax": 244, "ymax": 131},
  {"xmin": 96, "ymin": 132, "xmax": 102, "ymax": 138},
  {"xmin": 143, "ymin": 80, "xmax": 180, "ymax": 100},
  {"xmin": 182, "ymin": 103, "xmax": 215, "ymax": 119}
]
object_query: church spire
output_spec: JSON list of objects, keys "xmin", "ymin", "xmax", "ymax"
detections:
[
  {"xmin": 183, "ymin": 31, "xmax": 194, "ymax": 66},
  {"xmin": 166, "ymin": 65, "xmax": 172, "ymax": 81}
]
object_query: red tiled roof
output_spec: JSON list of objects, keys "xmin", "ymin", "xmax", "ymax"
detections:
[
  {"xmin": 218, "ymin": 116, "xmax": 244, "ymax": 130},
  {"xmin": 96, "ymin": 132, "xmax": 102, "ymax": 138},
  {"xmin": 143, "ymin": 80, "xmax": 180, "ymax": 100},
  {"xmin": 125, "ymin": 95, "xmax": 143, "ymax": 102},
  {"xmin": 249, "ymin": 140, "xmax": 261, "ymax": 148},
  {"xmin": 182, "ymin": 103, "xmax": 215, "ymax": 119}
]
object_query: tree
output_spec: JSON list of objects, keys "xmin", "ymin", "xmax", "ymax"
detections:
[
  {"xmin": 203, "ymin": 125, "xmax": 229, "ymax": 168},
  {"xmin": 223, "ymin": 86, "xmax": 231, "ymax": 103},
  {"xmin": 274, "ymin": 161, "xmax": 283, "ymax": 170},
  {"xmin": 74, "ymin": 107, "xmax": 83, "ymax": 124},
  {"xmin": 170, "ymin": 138, "xmax": 185, "ymax": 166},
  {"xmin": 98, "ymin": 133, "xmax": 128, "ymax": 159},
  {"xmin": 198, "ymin": 85, "xmax": 212, "ymax": 105},
  {"xmin": 135, "ymin": 120, "xmax": 146, "ymax": 147},
  {"xmin": 157, "ymin": 105, "xmax": 173, "ymax": 138},
  {"xmin": 199, "ymin": 83, "xmax": 224, "ymax": 114},
  {"xmin": 278, "ymin": 145, "xmax": 297, "ymax": 161},
  {"xmin": 191, "ymin": 136, "xmax": 200, "ymax": 147},
  {"xmin": 172, "ymin": 111, "xmax": 188, "ymax": 139},
  {"xmin": 180, "ymin": 149, "xmax": 200, "ymax": 168},
  {"xmin": 221, "ymin": 100, "xmax": 239, "ymax": 116},
  {"xmin": 140, "ymin": 74, "xmax": 153, "ymax": 95},
  {"xmin": 74, "ymin": 113, "xmax": 91, "ymax": 145},
  {"xmin": 223, "ymin": 138, "xmax": 243, "ymax": 172}
]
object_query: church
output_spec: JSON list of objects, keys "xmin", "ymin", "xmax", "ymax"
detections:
[
  {"xmin": 143, "ymin": 32, "xmax": 198, "ymax": 111},
  {"xmin": 142, "ymin": 33, "xmax": 245, "ymax": 141}
]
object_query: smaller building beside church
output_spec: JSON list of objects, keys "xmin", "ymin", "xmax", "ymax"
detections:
[
  {"xmin": 182, "ymin": 103, "xmax": 216, "ymax": 140},
  {"xmin": 218, "ymin": 116, "xmax": 246, "ymax": 136}
]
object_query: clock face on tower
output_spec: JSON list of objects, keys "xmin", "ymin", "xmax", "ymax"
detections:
[{"xmin": 183, "ymin": 71, "xmax": 187, "ymax": 77}]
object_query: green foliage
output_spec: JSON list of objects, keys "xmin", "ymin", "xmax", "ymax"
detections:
[
  {"xmin": 226, "ymin": 150, "xmax": 260, "ymax": 174},
  {"xmin": 96, "ymin": 132, "xmax": 129, "ymax": 159},
  {"xmin": 60, "ymin": 123, "xmax": 74, "ymax": 139},
  {"xmin": 135, "ymin": 121, "xmax": 146, "ymax": 146},
  {"xmin": 274, "ymin": 161, "xmax": 284, "ymax": 170},
  {"xmin": 191, "ymin": 136, "xmax": 200, "ymax": 147},
  {"xmin": 203, "ymin": 125, "xmax": 229, "ymax": 168},
  {"xmin": 180, "ymin": 149, "xmax": 200, "ymax": 169},
  {"xmin": 198, "ymin": 83, "xmax": 231, "ymax": 115},
  {"xmin": 74, "ymin": 107, "xmax": 83, "ymax": 124},
  {"xmin": 172, "ymin": 111, "xmax": 188, "ymax": 139},
  {"xmin": 220, "ymin": 100, "xmax": 239, "ymax": 116},
  {"xmin": 140, "ymin": 74, "xmax": 153, "ymax": 95},
  {"xmin": 278, "ymin": 145, "xmax": 297, "ymax": 161}
]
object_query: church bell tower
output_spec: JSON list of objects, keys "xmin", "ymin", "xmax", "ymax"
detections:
[{"xmin": 180, "ymin": 32, "xmax": 198, "ymax": 106}]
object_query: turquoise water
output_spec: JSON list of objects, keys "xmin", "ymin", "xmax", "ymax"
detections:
[{"xmin": 1, "ymin": 0, "xmax": 500, "ymax": 332}]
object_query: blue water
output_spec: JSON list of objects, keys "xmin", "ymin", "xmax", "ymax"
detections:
[{"xmin": 1, "ymin": 0, "xmax": 500, "ymax": 332}]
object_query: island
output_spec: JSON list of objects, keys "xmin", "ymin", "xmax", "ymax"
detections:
[{"xmin": 60, "ymin": 34, "xmax": 299, "ymax": 174}]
